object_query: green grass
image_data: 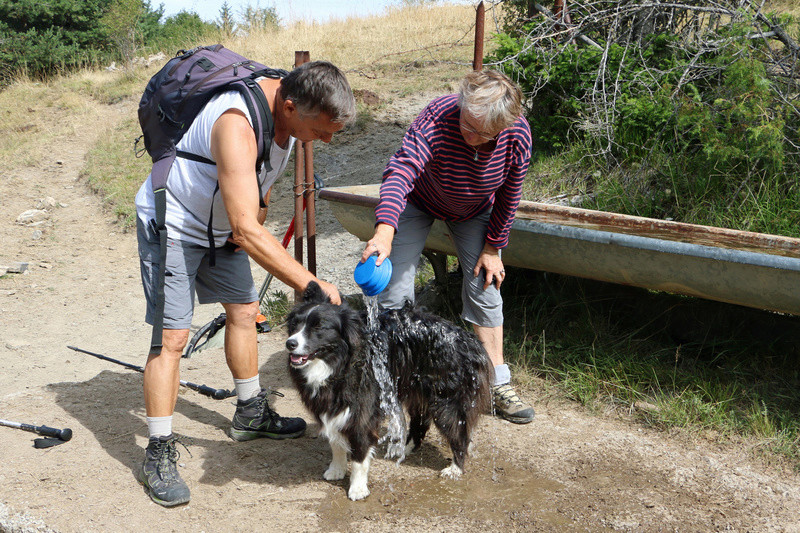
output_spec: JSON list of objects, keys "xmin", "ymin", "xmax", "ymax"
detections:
[
  {"xmin": 259, "ymin": 290, "xmax": 291, "ymax": 325},
  {"xmin": 497, "ymin": 268, "xmax": 800, "ymax": 465},
  {"xmin": 522, "ymin": 149, "xmax": 800, "ymax": 238}
]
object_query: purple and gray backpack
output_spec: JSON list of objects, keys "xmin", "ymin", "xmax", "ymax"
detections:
[{"xmin": 136, "ymin": 44, "xmax": 288, "ymax": 355}]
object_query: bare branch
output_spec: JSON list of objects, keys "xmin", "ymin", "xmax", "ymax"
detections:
[{"xmin": 495, "ymin": 0, "xmax": 800, "ymax": 161}]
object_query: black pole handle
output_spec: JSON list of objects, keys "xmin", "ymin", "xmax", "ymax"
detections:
[
  {"xmin": 30, "ymin": 424, "xmax": 73, "ymax": 441},
  {"xmin": 182, "ymin": 380, "xmax": 235, "ymax": 400}
]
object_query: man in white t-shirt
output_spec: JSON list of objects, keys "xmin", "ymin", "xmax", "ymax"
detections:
[{"xmin": 134, "ymin": 61, "xmax": 355, "ymax": 507}]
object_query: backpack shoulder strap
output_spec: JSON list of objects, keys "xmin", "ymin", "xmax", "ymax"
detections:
[
  {"xmin": 149, "ymin": 186, "xmax": 168, "ymax": 355},
  {"xmin": 242, "ymin": 76, "xmax": 274, "ymax": 176}
]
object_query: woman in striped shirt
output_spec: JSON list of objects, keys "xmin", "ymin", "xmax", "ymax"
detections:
[{"xmin": 360, "ymin": 69, "xmax": 535, "ymax": 424}]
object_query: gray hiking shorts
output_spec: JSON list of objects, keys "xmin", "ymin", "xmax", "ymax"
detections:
[
  {"xmin": 376, "ymin": 201, "xmax": 503, "ymax": 328},
  {"xmin": 137, "ymin": 218, "xmax": 258, "ymax": 330}
]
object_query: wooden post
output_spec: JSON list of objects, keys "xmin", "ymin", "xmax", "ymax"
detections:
[
  {"xmin": 473, "ymin": 1, "xmax": 485, "ymax": 71},
  {"xmin": 304, "ymin": 126, "xmax": 317, "ymax": 277},
  {"xmin": 293, "ymin": 51, "xmax": 310, "ymax": 301}
]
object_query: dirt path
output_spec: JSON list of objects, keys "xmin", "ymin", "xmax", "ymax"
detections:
[{"xmin": 1, "ymin": 94, "xmax": 799, "ymax": 533}]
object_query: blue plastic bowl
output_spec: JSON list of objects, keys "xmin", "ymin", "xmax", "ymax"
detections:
[{"xmin": 354, "ymin": 256, "xmax": 393, "ymax": 296}]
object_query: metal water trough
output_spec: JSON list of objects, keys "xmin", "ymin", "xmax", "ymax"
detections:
[{"xmin": 319, "ymin": 184, "xmax": 800, "ymax": 316}]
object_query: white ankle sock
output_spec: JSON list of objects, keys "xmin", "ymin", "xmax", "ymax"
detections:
[
  {"xmin": 234, "ymin": 375, "xmax": 261, "ymax": 401},
  {"xmin": 493, "ymin": 364, "xmax": 511, "ymax": 387},
  {"xmin": 147, "ymin": 416, "xmax": 172, "ymax": 439}
]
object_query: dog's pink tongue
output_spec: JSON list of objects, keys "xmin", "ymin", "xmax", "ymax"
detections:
[{"xmin": 291, "ymin": 354, "xmax": 308, "ymax": 365}]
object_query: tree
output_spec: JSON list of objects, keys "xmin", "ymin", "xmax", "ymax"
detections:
[
  {"xmin": 218, "ymin": 1, "xmax": 236, "ymax": 37},
  {"xmin": 491, "ymin": 0, "xmax": 800, "ymax": 234},
  {"xmin": 138, "ymin": 0, "xmax": 166, "ymax": 46},
  {"xmin": 155, "ymin": 11, "xmax": 218, "ymax": 52},
  {"xmin": 101, "ymin": 0, "xmax": 144, "ymax": 69},
  {"xmin": 238, "ymin": 2, "xmax": 280, "ymax": 35},
  {"xmin": 0, "ymin": 0, "xmax": 215, "ymax": 83}
]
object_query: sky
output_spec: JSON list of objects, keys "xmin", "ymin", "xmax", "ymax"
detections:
[{"xmin": 155, "ymin": 0, "xmax": 406, "ymax": 24}]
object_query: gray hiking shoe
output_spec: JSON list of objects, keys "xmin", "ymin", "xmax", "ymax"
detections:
[
  {"xmin": 230, "ymin": 389, "xmax": 306, "ymax": 441},
  {"xmin": 138, "ymin": 434, "xmax": 191, "ymax": 507},
  {"xmin": 492, "ymin": 384, "xmax": 535, "ymax": 424}
]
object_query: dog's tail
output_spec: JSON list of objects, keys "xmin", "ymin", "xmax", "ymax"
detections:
[{"xmin": 460, "ymin": 333, "xmax": 494, "ymax": 423}]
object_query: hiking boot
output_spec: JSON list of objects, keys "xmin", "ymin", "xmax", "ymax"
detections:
[
  {"xmin": 492, "ymin": 384, "xmax": 535, "ymax": 424},
  {"xmin": 138, "ymin": 434, "xmax": 191, "ymax": 507},
  {"xmin": 230, "ymin": 389, "xmax": 306, "ymax": 441}
]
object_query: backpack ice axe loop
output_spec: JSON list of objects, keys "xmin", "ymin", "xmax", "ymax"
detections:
[{"xmin": 134, "ymin": 135, "xmax": 146, "ymax": 158}]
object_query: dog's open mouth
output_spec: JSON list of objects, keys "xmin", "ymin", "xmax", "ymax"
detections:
[{"xmin": 289, "ymin": 352, "xmax": 312, "ymax": 367}]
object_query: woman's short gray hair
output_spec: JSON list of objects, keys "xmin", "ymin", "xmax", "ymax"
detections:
[
  {"xmin": 280, "ymin": 61, "xmax": 356, "ymax": 125},
  {"xmin": 458, "ymin": 70, "xmax": 523, "ymax": 132}
]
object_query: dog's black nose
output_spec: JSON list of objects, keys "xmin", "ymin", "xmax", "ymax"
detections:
[{"xmin": 286, "ymin": 338, "xmax": 298, "ymax": 351}]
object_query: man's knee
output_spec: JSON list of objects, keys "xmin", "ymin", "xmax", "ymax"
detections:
[
  {"xmin": 161, "ymin": 329, "xmax": 190, "ymax": 355},
  {"xmin": 223, "ymin": 301, "xmax": 259, "ymax": 326}
]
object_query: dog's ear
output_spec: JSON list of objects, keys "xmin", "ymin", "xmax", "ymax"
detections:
[
  {"xmin": 340, "ymin": 306, "xmax": 364, "ymax": 352},
  {"xmin": 302, "ymin": 281, "xmax": 331, "ymax": 304}
]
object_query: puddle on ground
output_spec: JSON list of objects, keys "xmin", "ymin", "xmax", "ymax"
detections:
[{"xmin": 317, "ymin": 454, "xmax": 570, "ymax": 528}]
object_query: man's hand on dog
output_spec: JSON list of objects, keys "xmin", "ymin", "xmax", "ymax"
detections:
[{"xmin": 316, "ymin": 279, "xmax": 342, "ymax": 305}]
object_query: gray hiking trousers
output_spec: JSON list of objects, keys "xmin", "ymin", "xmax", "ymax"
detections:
[{"xmin": 377, "ymin": 201, "xmax": 503, "ymax": 328}]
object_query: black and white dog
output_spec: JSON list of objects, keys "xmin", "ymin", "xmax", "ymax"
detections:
[{"xmin": 285, "ymin": 282, "xmax": 493, "ymax": 501}]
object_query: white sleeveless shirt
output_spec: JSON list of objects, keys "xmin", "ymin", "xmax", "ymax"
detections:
[{"xmin": 135, "ymin": 88, "xmax": 294, "ymax": 246}]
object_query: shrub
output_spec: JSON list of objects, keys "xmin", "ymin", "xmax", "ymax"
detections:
[
  {"xmin": 0, "ymin": 0, "xmax": 113, "ymax": 81},
  {"xmin": 491, "ymin": 3, "xmax": 800, "ymax": 235}
]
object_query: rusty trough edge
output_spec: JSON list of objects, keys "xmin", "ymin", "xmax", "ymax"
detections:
[
  {"xmin": 319, "ymin": 188, "xmax": 378, "ymax": 208},
  {"xmin": 318, "ymin": 187, "xmax": 800, "ymax": 258}
]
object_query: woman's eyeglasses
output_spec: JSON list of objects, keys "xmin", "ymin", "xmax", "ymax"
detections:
[{"xmin": 459, "ymin": 115, "xmax": 499, "ymax": 141}]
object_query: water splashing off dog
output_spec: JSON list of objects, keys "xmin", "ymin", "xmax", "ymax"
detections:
[{"xmin": 363, "ymin": 295, "xmax": 407, "ymax": 463}]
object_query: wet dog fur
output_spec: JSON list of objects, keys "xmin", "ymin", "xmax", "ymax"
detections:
[{"xmin": 285, "ymin": 282, "xmax": 493, "ymax": 500}]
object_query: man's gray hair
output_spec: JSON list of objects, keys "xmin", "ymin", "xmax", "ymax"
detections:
[
  {"xmin": 458, "ymin": 70, "xmax": 523, "ymax": 132},
  {"xmin": 280, "ymin": 61, "xmax": 356, "ymax": 126}
]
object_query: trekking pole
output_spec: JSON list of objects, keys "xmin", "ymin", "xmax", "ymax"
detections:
[
  {"xmin": 258, "ymin": 211, "xmax": 299, "ymax": 303},
  {"xmin": 67, "ymin": 346, "xmax": 235, "ymax": 400},
  {"xmin": 258, "ymin": 173, "xmax": 322, "ymax": 304},
  {"xmin": 0, "ymin": 418, "xmax": 73, "ymax": 441}
]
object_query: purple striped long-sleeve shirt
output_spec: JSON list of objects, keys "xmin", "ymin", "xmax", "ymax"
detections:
[{"xmin": 375, "ymin": 94, "xmax": 532, "ymax": 248}]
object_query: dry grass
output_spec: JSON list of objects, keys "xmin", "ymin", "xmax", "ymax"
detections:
[
  {"xmin": 0, "ymin": 77, "xmax": 95, "ymax": 167},
  {"xmin": 0, "ymin": 65, "xmax": 148, "ymax": 167},
  {"xmin": 767, "ymin": 0, "xmax": 800, "ymax": 17},
  {"xmin": 215, "ymin": 3, "xmax": 500, "ymax": 96},
  {"xmin": 1, "ymin": 2, "xmax": 499, "ymax": 179}
]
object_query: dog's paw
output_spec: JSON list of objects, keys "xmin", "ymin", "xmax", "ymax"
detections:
[
  {"xmin": 439, "ymin": 463, "xmax": 463, "ymax": 480},
  {"xmin": 347, "ymin": 481, "xmax": 370, "ymax": 501},
  {"xmin": 404, "ymin": 441, "xmax": 417, "ymax": 456},
  {"xmin": 324, "ymin": 463, "xmax": 347, "ymax": 481}
]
